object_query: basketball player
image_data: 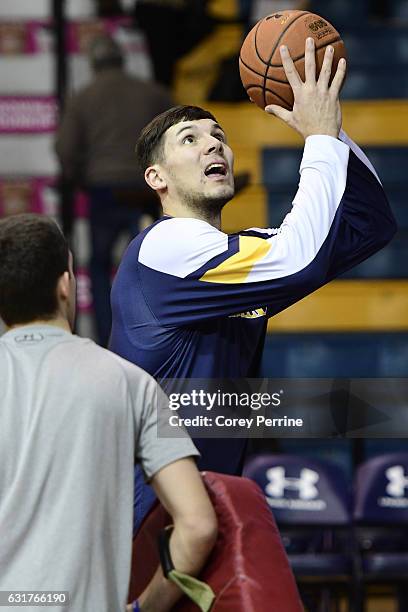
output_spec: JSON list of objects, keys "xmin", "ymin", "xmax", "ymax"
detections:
[
  {"xmin": 110, "ymin": 40, "xmax": 397, "ymax": 526},
  {"xmin": 0, "ymin": 214, "xmax": 216, "ymax": 612}
]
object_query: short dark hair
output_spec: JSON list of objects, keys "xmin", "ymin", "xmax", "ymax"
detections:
[
  {"xmin": 88, "ymin": 34, "xmax": 124, "ymax": 72},
  {"xmin": 136, "ymin": 105, "xmax": 218, "ymax": 172},
  {"xmin": 0, "ymin": 214, "xmax": 70, "ymax": 326}
]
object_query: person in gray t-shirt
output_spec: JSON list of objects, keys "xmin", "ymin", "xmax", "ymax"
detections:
[{"xmin": 0, "ymin": 214, "xmax": 217, "ymax": 612}]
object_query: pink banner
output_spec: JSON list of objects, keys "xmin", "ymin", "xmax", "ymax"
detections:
[
  {"xmin": 27, "ymin": 21, "xmax": 55, "ymax": 54},
  {"xmin": 0, "ymin": 177, "xmax": 90, "ymax": 217},
  {"xmin": 66, "ymin": 16, "xmax": 146, "ymax": 54},
  {"xmin": 0, "ymin": 177, "xmax": 59, "ymax": 216},
  {"xmin": 0, "ymin": 97, "xmax": 58, "ymax": 133},
  {"xmin": 76, "ymin": 267, "xmax": 93, "ymax": 312},
  {"xmin": 0, "ymin": 21, "xmax": 53, "ymax": 55}
]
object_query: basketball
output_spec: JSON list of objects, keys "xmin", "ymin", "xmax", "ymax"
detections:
[{"xmin": 239, "ymin": 11, "xmax": 346, "ymax": 110}]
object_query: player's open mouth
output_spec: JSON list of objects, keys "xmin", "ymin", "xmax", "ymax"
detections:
[{"xmin": 204, "ymin": 162, "xmax": 227, "ymax": 179}]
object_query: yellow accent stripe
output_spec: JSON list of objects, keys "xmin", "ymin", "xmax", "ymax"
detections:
[
  {"xmin": 200, "ymin": 235, "xmax": 271, "ymax": 284},
  {"xmin": 267, "ymin": 280, "xmax": 408, "ymax": 332}
]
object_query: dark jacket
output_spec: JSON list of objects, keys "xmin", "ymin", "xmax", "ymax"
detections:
[{"xmin": 55, "ymin": 68, "xmax": 173, "ymax": 187}]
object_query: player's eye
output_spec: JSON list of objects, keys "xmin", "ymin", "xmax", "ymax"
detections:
[
  {"xmin": 182, "ymin": 134, "xmax": 195, "ymax": 144},
  {"xmin": 214, "ymin": 132, "xmax": 226, "ymax": 143}
]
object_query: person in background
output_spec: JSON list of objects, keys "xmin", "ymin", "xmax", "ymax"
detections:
[
  {"xmin": 0, "ymin": 213, "xmax": 216, "ymax": 612},
  {"xmin": 55, "ymin": 34, "xmax": 173, "ymax": 346}
]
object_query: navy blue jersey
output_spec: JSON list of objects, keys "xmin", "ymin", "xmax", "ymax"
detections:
[{"xmin": 110, "ymin": 132, "xmax": 396, "ymax": 379}]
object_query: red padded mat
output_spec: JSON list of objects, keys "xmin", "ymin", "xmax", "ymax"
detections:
[{"xmin": 128, "ymin": 472, "xmax": 303, "ymax": 611}]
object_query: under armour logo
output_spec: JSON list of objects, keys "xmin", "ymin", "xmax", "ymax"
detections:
[
  {"xmin": 385, "ymin": 465, "xmax": 408, "ymax": 498},
  {"xmin": 265, "ymin": 467, "xmax": 319, "ymax": 500},
  {"xmin": 15, "ymin": 333, "xmax": 44, "ymax": 344}
]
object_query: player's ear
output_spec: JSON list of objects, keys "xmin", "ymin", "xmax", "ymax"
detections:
[
  {"xmin": 145, "ymin": 165, "xmax": 167, "ymax": 192},
  {"xmin": 57, "ymin": 271, "xmax": 71, "ymax": 301}
]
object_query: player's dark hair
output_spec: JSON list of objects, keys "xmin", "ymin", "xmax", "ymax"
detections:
[
  {"xmin": 136, "ymin": 105, "xmax": 217, "ymax": 171},
  {"xmin": 0, "ymin": 214, "xmax": 70, "ymax": 326}
]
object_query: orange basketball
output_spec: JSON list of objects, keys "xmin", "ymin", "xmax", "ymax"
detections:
[{"xmin": 239, "ymin": 11, "xmax": 346, "ymax": 110}]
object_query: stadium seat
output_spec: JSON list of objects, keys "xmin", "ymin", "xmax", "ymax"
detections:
[
  {"xmin": 342, "ymin": 27, "xmax": 408, "ymax": 69},
  {"xmin": 129, "ymin": 472, "xmax": 302, "ymax": 611},
  {"xmin": 342, "ymin": 68, "xmax": 408, "ymax": 99},
  {"xmin": 268, "ymin": 188, "xmax": 408, "ymax": 229},
  {"xmin": 263, "ymin": 145, "xmax": 408, "ymax": 279},
  {"xmin": 261, "ymin": 333, "xmax": 408, "ymax": 377},
  {"xmin": 339, "ymin": 233, "xmax": 408, "ymax": 278},
  {"xmin": 385, "ymin": 190, "xmax": 408, "ymax": 229},
  {"xmin": 244, "ymin": 454, "xmax": 355, "ymax": 610},
  {"xmin": 263, "ymin": 146, "xmax": 408, "ymax": 191},
  {"xmin": 267, "ymin": 193, "xmax": 408, "ymax": 278},
  {"xmin": 262, "ymin": 148, "xmax": 302, "ymax": 191},
  {"xmin": 354, "ymin": 453, "xmax": 408, "ymax": 610},
  {"xmin": 391, "ymin": 0, "xmax": 408, "ymax": 20},
  {"xmin": 264, "ymin": 146, "xmax": 408, "ymax": 237},
  {"xmin": 309, "ymin": 0, "xmax": 369, "ymax": 25},
  {"xmin": 363, "ymin": 147, "xmax": 408, "ymax": 185}
]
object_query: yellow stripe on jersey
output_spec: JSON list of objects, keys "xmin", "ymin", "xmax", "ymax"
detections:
[{"xmin": 200, "ymin": 236, "xmax": 271, "ymax": 284}]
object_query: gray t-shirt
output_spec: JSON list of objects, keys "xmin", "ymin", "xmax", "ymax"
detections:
[{"xmin": 0, "ymin": 325, "xmax": 198, "ymax": 612}]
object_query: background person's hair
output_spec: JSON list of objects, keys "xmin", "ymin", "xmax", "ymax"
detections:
[
  {"xmin": 0, "ymin": 214, "xmax": 70, "ymax": 326},
  {"xmin": 136, "ymin": 105, "xmax": 218, "ymax": 172},
  {"xmin": 88, "ymin": 33, "xmax": 124, "ymax": 72}
]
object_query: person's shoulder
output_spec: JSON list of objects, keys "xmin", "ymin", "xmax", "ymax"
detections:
[
  {"xmin": 102, "ymin": 347, "xmax": 160, "ymax": 398},
  {"xmin": 138, "ymin": 217, "xmax": 228, "ymax": 277},
  {"xmin": 75, "ymin": 336, "xmax": 156, "ymax": 387}
]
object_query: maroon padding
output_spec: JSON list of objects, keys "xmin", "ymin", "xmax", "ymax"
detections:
[{"xmin": 128, "ymin": 472, "xmax": 303, "ymax": 611}]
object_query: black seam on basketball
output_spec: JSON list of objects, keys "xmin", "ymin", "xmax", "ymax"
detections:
[
  {"xmin": 252, "ymin": 19, "xmax": 265, "ymax": 107},
  {"xmin": 239, "ymin": 43, "xmax": 342, "ymax": 83},
  {"xmin": 254, "ymin": 11, "xmax": 309, "ymax": 65},
  {"xmin": 240, "ymin": 56, "xmax": 270, "ymax": 80},
  {"xmin": 240, "ymin": 55, "xmax": 299, "ymax": 85},
  {"xmin": 240, "ymin": 39, "xmax": 342, "ymax": 79},
  {"xmin": 257, "ymin": 11, "xmax": 309, "ymax": 108},
  {"xmin": 240, "ymin": 36, "xmax": 344, "ymax": 89},
  {"xmin": 267, "ymin": 36, "xmax": 342, "ymax": 67},
  {"xmin": 246, "ymin": 85, "xmax": 291, "ymax": 108}
]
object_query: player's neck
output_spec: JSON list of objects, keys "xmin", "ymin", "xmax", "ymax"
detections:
[{"xmin": 162, "ymin": 202, "xmax": 221, "ymax": 230}]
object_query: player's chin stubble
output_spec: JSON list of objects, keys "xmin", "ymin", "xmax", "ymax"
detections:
[{"xmin": 182, "ymin": 183, "xmax": 235, "ymax": 217}]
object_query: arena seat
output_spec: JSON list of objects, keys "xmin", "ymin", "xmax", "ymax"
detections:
[
  {"xmin": 342, "ymin": 69, "xmax": 408, "ymax": 99},
  {"xmin": 263, "ymin": 146, "xmax": 408, "ymax": 189},
  {"xmin": 354, "ymin": 453, "xmax": 408, "ymax": 604},
  {"xmin": 309, "ymin": 0, "xmax": 369, "ymax": 25},
  {"xmin": 338, "ymin": 234, "xmax": 408, "ymax": 278},
  {"xmin": 264, "ymin": 146, "xmax": 408, "ymax": 279},
  {"xmin": 244, "ymin": 454, "xmax": 355, "ymax": 609},
  {"xmin": 391, "ymin": 0, "xmax": 408, "ymax": 20},
  {"xmin": 267, "ymin": 191, "xmax": 407, "ymax": 278},
  {"xmin": 128, "ymin": 472, "xmax": 303, "ymax": 611},
  {"xmin": 262, "ymin": 333, "xmax": 408, "ymax": 377},
  {"xmin": 342, "ymin": 28, "xmax": 408, "ymax": 68}
]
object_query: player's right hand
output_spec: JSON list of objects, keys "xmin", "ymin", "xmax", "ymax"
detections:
[{"xmin": 265, "ymin": 37, "xmax": 346, "ymax": 141}]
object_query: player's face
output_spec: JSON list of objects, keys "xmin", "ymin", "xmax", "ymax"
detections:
[{"xmin": 161, "ymin": 119, "xmax": 235, "ymax": 208}]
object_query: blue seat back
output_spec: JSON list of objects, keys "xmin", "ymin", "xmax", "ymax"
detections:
[
  {"xmin": 244, "ymin": 454, "xmax": 351, "ymax": 525},
  {"xmin": 354, "ymin": 453, "xmax": 408, "ymax": 522}
]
